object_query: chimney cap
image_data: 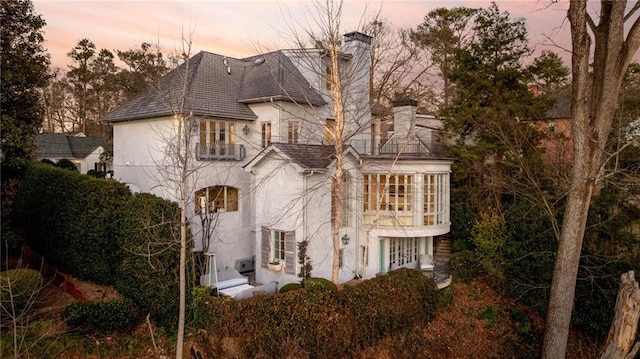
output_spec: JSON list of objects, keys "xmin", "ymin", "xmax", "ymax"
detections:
[
  {"xmin": 343, "ymin": 31, "xmax": 372, "ymax": 45},
  {"xmin": 393, "ymin": 98, "xmax": 417, "ymax": 107}
]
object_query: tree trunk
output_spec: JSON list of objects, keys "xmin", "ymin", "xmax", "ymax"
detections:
[
  {"xmin": 541, "ymin": 1, "xmax": 640, "ymax": 358},
  {"xmin": 599, "ymin": 271, "xmax": 640, "ymax": 359}
]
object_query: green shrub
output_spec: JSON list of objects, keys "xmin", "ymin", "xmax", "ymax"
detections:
[
  {"xmin": 301, "ymin": 277, "xmax": 337, "ymax": 291},
  {"xmin": 12, "ymin": 162, "xmax": 191, "ymax": 331},
  {"xmin": 194, "ymin": 268, "xmax": 440, "ymax": 358},
  {"xmin": 450, "ymin": 250, "xmax": 481, "ymax": 282},
  {"xmin": 86, "ymin": 169, "xmax": 106, "ymax": 178},
  {"xmin": 55, "ymin": 159, "xmax": 77, "ymax": 171},
  {"xmin": 279, "ymin": 282, "xmax": 303, "ymax": 293},
  {"xmin": 0, "ymin": 269, "xmax": 43, "ymax": 320},
  {"xmin": 62, "ymin": 299, "xmax": 140, "ymax": 333},
  {"xmin": 40, "ymin": 159, "xmax": 55, "ymax": 166},
  {"xmin": 1, "ymin": 227, "xmax": 25, "ymax": 258},
  {"xmin": 114, "ymin": 192, "xmax": 191, "ymax": 330}
]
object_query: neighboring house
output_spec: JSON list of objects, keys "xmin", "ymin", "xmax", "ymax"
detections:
[
  {"xmin": 36, "ymin": 132, "xmax": 108, "ymax": 174},
  {"xmin": 102, "ymin": 32, "xmax": 453, "ymax": 295}
]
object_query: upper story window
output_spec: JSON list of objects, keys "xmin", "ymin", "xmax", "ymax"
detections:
[
  {"xmin": 288, "ymin": 122, "xmax": 299, "ymax": 144},
  {"xmin": 331, "ymin": 172, "xmax": 351, "ymax": 227},
  {"xmin": 363, "ymin": 174, "xmax": 413, "ymax": 212},
  {"xmin": 195, "ymin": 185, "xmax": 239, "ymax": 214},
  {"xmin": 199, "ymin": 120, "xmax": 235, "ymax": 154},
  {"xmin": 424, "ymin": 174, "xmax": 448, "ymax": 225},
  {"xmin": 325, "ymin": 65, "xmax": 333, "ymax": 91},
  {"xmin": 325, "ymin": 118, "xmax": 335, "ymax": 145},
  {"xmin": 261, "ymin": 122, "xmax": 272, "ymax": 148}
]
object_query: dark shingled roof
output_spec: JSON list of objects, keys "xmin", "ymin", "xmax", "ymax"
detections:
[
  {"xmin": 272, "ymin": 143, "xmax": 336, "ymax": 170},
  {"xmin": 546, "ymin": 94, "xmax": 571, "ymax": 119},
  {"xmin": 37, "ymin": 133, "xmax": 107, "ymax": 159},
  {"xmin": 102, "ymin": 50, "xmax": 325, "ymax": 123},
  {"xmin": 240, "ymin": 51, "xmax": 325, "ymax": 105}
]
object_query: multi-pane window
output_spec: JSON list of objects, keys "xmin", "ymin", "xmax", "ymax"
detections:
[
  {"xmin": 389, "ymin": 237, "xmax": 419, "ymax": 268},
  {"xmin": 341, "ymin": 173, "xmax": 350, "ymax": 226},
  {"xmin": 261, "ymin": 122, "xmax": 271, "ymax": 148},
  {"xmin": 424, "ymin": 174, "xmax": 447, "ymax": 225},
  {"xmin": 273, "ymin": 230, "xmax": 286, "ymax": 262},
  {"xmin": 195, "ymin": 185, "xmax": 239, "ymax": 214},
  {"xmin": 199, "ymin": 120, "xmax": 235, "ymax": 154},
  {"xmin": 325, "ymin": 65, "xmax": 333, "ymax": 91},
  {"xmin": 333, "ymin": 172, "xmax": 351, "ymax": 227},
  {"xmin": 363, "ymin": 174, "xmax": 412, "ymax": 212},
  {"xmin": 288, "ymin": 122, "xmax": 299, "ymax": 144},
  {"xmin": 325, "ymin": 118, "xmax": 335, "ymax": 145}
]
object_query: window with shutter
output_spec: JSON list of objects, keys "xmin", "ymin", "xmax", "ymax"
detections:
[
  {"xmin": 284, "ymin": 231, "xmax": 296, "ymax": 274},
  {"xmin": 261, "ymin": 226, "xmax": 270, "ymax": 268}
]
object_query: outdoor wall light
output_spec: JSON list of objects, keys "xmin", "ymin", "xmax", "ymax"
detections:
[
  {"xmin": 342, "ymin": 234, "xmax": 350, "ymax": 246},
  {"xmin": 243, "ymin": 125, "xmax": 250, "ymax": 135}
]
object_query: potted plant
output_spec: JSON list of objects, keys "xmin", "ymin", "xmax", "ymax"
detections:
[{"xmin": 268, "ymin": 261, "xmax": 283, "ymax": 272}]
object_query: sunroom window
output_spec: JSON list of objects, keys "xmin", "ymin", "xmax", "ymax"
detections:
[
  {"xmin": 195, "ymin": 185, "xmax": 239, "ymax": 214},
  {"xmin": 363, "ymin": 174, "xmax": 413, "ymax": 226},
  {"xmin": 424, "ymin": 174, "xmax": 448, "ymax": 225}
]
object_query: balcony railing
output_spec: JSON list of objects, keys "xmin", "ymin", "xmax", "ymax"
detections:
[
  {"xmin": 196, "ymin": 143, "xmax": 246, "ymax": 161},
  {"xmin": 350, "ymin": 139, "xmax": 445, "ymax": 157}
]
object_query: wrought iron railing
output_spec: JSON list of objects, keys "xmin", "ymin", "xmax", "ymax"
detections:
[
  {"xmin": 349, "ymin": 139, "xmax": 445, "ymax": 156},
  {"xmin": 196, "ymin": 143, "xmax": 246, "ymax": 161}
]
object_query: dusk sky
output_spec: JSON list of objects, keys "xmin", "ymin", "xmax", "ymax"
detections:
[{"xmin": 33, "ymin": 0, "xmax": 585, "ymax": 70}]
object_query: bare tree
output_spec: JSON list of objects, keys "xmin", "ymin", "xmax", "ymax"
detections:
[
  {"xmin": 257, "ymin": 0, "xmax": 373, "ymax": 283},
  {"xmin": 541, "ymin": 1, "xmax": 640, "ymax": 358}
]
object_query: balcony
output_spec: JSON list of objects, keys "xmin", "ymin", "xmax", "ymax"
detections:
[
  {"xmin": 350, "ymin": 139, "xmax": 446, "ymax": 158},
  {"xmin": 196, "ymin": 143, "xmax": 246, "ymax": 161}
]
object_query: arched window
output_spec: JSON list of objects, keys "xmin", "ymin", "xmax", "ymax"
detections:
[{"xmin": 195, "ymin": 186, "xmax": 239, "ymax": 214}]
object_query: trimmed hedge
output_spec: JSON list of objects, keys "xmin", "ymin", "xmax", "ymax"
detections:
[
  {"xmin": 0, "ymin": 269, "xmax": 43, "ymax": 320},
  {"xmin": 193, "ymin": 268, "xmax": 440, "ymax": 358},
  {"xmin": 62, "ymin": 299, "xmax": 140, "ymax": 333},
  {"xmin": 279, "ymin": 283, "xmax": 303, "ymax": 294},
  {"xmin": 11, "ymin": 162, "xmax": 191, "ymax": 330}
]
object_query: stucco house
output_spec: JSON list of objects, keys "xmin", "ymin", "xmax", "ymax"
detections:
[
  {"xmin": 102, "ymin": 32, "xmax": 453, "ymax": 295},
  {"xmin": 36, "ymin": 132, "xmax": 108, "ymax": 174}
]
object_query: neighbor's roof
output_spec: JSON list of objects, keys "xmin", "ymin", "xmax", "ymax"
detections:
[
  {"xmin": 37, "ymin": 133, "xmax": 107, "ymax": 159},
  {"xmin": 545, "ymin": 94, "xmax": 571, "ymax": 119},
  {"xmin": 102, "ymin": 50, "xmax": 325, "ymax": 123}
]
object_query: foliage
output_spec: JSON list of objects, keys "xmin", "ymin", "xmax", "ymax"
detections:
[
  {"xmin": 44, "ymin": 40, "xmax": 169, "ymax": 134},
  {"xmin": 11, "ymin": 162, "xmax": 191, "ymax": 330},
  {"xmin": 527, "ymin": 50, "xmax": 569, "ymax": 92},
  {"xmin": 193, "ymin": 268, "xmax": 440, "ymax": 358},
  {"xmin": 0, "ymin": 269, "xmax": 43, "ymax": 320},
  {"xmin": 301, "ymin": 277, "xmax": 337, "ymax": 291},
  {"xmin": 450, "ymin": 250, "xmax": 481, "ymax": 282},
  {"xmin": 40, "ymin": 158, "xmax": 55, "ymax": 166},
  {"xmin": 279, "ymin": 282, "xmax": 303, "ymax": 294},
  {"xmin": 297, "ymin": 240, "xmax": 312, "ymax": 279},
  {"xmin": 62, "ymin": 299, "xmax": 140, "ymax": 333},
  {"xmin": 0, "ymin": 0, "xmax": 50, "ymax": 169},
  {"xmin": 115, "ymin": 192, "xmax": 191, "ymax": 330},
  {"xmin": 1, "ymin": 227, "xmax": 26, "ymax": 260},
  {"xmin": 86, "ymin": 169, "xmax": 106, "ymax": 178},
  {"xmin": 55, "ymin": 158, "xmax": 78, "ymax": 171},
  {"xmin": 471, "ymin": 211, "xmax": 509, "ymax": 282}
]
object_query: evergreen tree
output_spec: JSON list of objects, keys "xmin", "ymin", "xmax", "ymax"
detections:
[{"xmin": 0, "ymin": 0, "xmax": 50, "ymax": 169}]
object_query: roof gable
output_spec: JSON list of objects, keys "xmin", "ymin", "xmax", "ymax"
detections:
[{"xmin": 244, "ymin": 143, "xmax": 336, "ymax": 172}]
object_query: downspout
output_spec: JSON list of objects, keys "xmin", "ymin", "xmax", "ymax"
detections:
[{"xmin": 303, "ymin": 170, "xmax": 315, "ymax": 260}]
